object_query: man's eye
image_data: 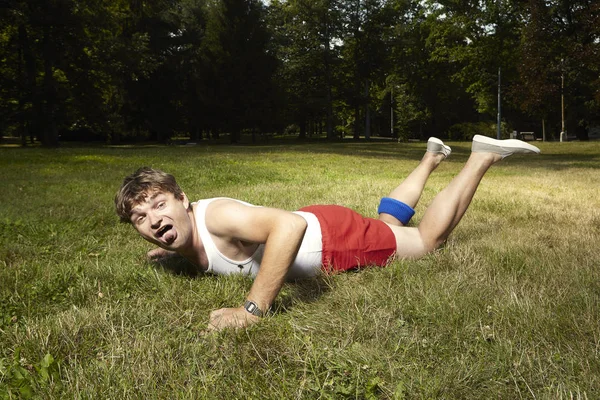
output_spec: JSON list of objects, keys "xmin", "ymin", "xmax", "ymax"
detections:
[
  {"xmin": 136, "ymin": 216, "xmax": 146, "ymax": 224},
  {"xmin": 157, "ymin": 202, "xmax": 165, "ymax": 209}
]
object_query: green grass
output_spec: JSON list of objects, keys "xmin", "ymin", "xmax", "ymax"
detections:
[{"xmin": 1, "ymin": 140, "xmax": 599, "ymax": 399}]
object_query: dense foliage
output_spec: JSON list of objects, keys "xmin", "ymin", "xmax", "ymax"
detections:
[{"xmin": 1, "ymin": 0, "xmax": 598, "ymax": 145}]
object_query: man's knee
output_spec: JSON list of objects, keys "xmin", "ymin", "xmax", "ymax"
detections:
[
  {"xmin": 378, "ymin": 197, "xmax": 415, "ymax": 226},
  {"xmin": 419, "ymin": 232, "xmax": 445, "ymax": 255},
  {"xmin": 389, "ymin": 226, "xmax": 434, "ymax": 259}
]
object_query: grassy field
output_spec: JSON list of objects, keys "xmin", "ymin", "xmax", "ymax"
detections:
[{"xmin": 1, "ymin": 140, "xmax": 599, "ymax": 399}]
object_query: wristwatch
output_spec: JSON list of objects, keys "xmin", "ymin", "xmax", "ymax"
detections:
[{"xmin": 244, "ymin": 300, "xmax": 264, "ymax": 317}]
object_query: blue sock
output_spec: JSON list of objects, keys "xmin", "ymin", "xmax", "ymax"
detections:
[{"xmin": 377, "ymin": 197, "xmax": 415, "ymax": 225}]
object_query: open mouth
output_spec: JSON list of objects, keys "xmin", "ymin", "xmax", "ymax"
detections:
[
  {"xmin": 157, "ymin": 224, "xmax": 173, "ymax": 238},
  {"xmin": 156, "ymin": 224, "xmax": 177, "ymax": 245}
]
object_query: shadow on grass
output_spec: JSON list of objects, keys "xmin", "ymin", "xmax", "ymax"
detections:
[
  {"xmin": 149, "ymin": 255, "xmax": 204, "ymax": 278},
  {"xmin": 117, "ymin": 138, "xmax": 600, "ymax": 169},
  {"xmin": 272, "ymin": 141, "xmax": 600, "ymax": 171},
  {"xmin": 148, "ymin": 254, "xmax": 332, "ymax": 315},
  {"xmin": 5, "ymin": 138, "xmax": 599, "ymax": 171},
  {"xmin": 532, "ymin": 153, "xmax": 600, "ymax": 170},
  {"xmin": 273, "ymin": 276, "xmax": 333, "ymax": 314}
]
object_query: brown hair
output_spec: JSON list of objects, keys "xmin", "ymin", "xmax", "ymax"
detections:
[{"xmin": 115, "ymin": 167, "xmax": 184, "ymax": 223}]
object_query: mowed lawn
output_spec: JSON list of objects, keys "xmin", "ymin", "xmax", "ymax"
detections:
[{"xmin": 1, "ymin": 140, "xmax": 599, "ymax": 399}]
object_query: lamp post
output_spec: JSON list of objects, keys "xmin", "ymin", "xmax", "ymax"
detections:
[
  {"xmin": 561, "ymin": 72, "xmax": 565, "ymax": 142},
  {"xmin": 390, "ymin": 86, "xmax": 394, "ymax": 138},
  {"xmin": 560, "ymin": 58, "xmax": 567, "ymax": 142},
  {"xmin": 497, "ymin": 67, "xmax": 501, "ymax": 139}
]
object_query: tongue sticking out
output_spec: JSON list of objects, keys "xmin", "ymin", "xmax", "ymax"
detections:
[{"xmin": 163, "ymin": 227, "xmax": 176, "ymax": 244}]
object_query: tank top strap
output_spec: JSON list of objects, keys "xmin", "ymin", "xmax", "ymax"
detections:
[{"xmin": 193, "ymin": 198, "xmax": 263, "ymax": 276}]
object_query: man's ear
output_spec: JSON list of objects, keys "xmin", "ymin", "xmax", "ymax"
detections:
[{"xmin": 182, "ymin": 192, "xmax": 190, "ymax": 209}]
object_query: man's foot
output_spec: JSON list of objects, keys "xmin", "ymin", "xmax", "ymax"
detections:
[
  {"xmin": 427, "ymin": 137, "xmax": 452, "ymax": 158},
  {"xmin": 472, "ymin": 135, "xmax": 540, "ymax": 159}
]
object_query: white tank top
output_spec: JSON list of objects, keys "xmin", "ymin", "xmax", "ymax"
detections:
[{"xmin": 193, "ymin": 198, "xmax": 323, "ymax": 280}]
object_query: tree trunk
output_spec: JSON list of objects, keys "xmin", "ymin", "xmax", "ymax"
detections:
[
  {"xmin": 41, "ymin": 24, "xmax": 59, "ymax": 147},
  {"xmin": 364, "ymin": 80, "xmax": 371, "ymax": 140},
  {"xmin": 299, "ymin": 119, "xmax": 307, "ymax": 139},
  {"xmin": 542, "ymin": 119, "xmax": 546, "ymax": 142},
  {"xmin": 323, "ymin": 1, "xmax": 334, "ymax": 139},
  {"xmin": 353, "ymin": 105, "xmax": 360, "ymax": 140},
  {"xmin": 111, "ymin": 130, "xmax": 121, "ymax": 144},
  {"xmin": 17, "ymin": 24, "xmax": 27, "ymax": 146},
  {"xmin": 192, "ymin": 127, "xmax": 202, "ymax": 141},
  {"xmin": 324, "ymin": 38, "xmax": 334, "ymax": 139},
  {"xmin": 19, "ymin": 23, "xmax": 37, "ymax": 145},
  {"xmin": 230, "ymin": 129, "xmax": 240, "ymax": 144}
]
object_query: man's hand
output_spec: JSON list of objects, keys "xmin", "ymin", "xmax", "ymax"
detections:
[
  {"xmin": 207, "ymin": 307, "xmax": 261, "ymax": 331},
  {"xmin": 147, "ymin": 247, "xmax": 177, "ymax": 261}
]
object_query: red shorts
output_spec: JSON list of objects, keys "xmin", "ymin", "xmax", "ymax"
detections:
[{"xmin": 299, "ymin": 205, "xmax": 397, "ymax": 272}]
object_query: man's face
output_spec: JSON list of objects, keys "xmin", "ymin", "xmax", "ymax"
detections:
[{"xmin": 129, "ymin": 191, "xmax": 194, "ymax": 252}]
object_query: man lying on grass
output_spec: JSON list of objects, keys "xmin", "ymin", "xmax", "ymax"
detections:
[{"xmin": 115, "ymin": 135, "xmax": 540, "ymax": 331}]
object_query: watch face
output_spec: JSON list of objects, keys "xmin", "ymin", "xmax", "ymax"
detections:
[{"xmin": 245, "ymin": 301, "xmax": 262, "ymax": 316}]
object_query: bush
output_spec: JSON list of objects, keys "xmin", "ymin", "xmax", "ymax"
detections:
[
  {"xmin": 283, "ymin": 124, "xmax": 299, "ymax": 135},
  {"xmin": 447, "ymin": 121, "xmax": 511, "ymax": 140}
]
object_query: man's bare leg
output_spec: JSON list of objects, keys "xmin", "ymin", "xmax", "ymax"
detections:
[
  {"xmin": 389, "ymin": 152, "xmax": 499, "ymax": 258},
  {"xmin": 384, "ymin": 152, "xmax": 445, "ymax": 209},
  {"xmin": 417, "ymin": 152, "xmax": 499, "ymax": 250},
  {"xmin": 389, "ymin": 135, "xmax": 540, "ymax": 258},
  {"xmin": 379, "ymin": 138, "xmax": 450, "ymax": 226}
]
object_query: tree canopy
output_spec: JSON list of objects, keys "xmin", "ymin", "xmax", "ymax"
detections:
[{"xmin": 1, "ymin": 0, "xmax": 598, "ymax": 145}]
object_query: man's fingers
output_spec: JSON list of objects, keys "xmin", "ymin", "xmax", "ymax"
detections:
[
  {"xmin": 208, "ymin": 310, "xmax": 225, "ymax": 331},
  {"xmin": 207, "ymin": 314, "xmax": 220, "ymax": 328},
  {"xmin": 207, "ymin": 308, "xmax": 250, "ymax": 332},
  {"xmin": 205, "ymin": 306, "xmax": 262, "ymax": 332}
]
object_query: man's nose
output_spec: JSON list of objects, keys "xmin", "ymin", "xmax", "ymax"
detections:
[{"xmin": 149, "ymin": 213, "xmax": 162, "ymax": 229}]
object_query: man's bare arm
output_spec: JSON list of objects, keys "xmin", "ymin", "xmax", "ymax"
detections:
[{"xmin": 204, "ymin": 200, "xmax": 307, "ymax": 330}]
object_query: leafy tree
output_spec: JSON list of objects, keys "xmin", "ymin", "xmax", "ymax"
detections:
[
  {"xmin": 506, "ymin": 0, "xmax": 562, "ymax": 138},
  {"xmin": 506, "ymin": 0, "xmax": 599, "ymax": 139},
  {"xmin": 338, "ymin": 0, "xmax": 397, "ymax": 140},
  {"xmin": 1, "ymin": 0, "xmax": 163, "ymax": 145},
  {"xmin": 1, "ymin": 0, "xmax": 598, "ymax": 145},
  {"xmin": 381, "ymin": 0, "xmax": 475, "ymax": 139},
  {"xmin": 1, "ymin": 0, "xmax": 70, "ymax": 146},
  {"xmin": 203, "ymin": 0, "xmax": 277, "ymax": 143},
  {"xmin": 268, "ymin": 0, "xmax": 342, "ymax": 139},
  {"xmin": 554, "ymin": 0, "xmax": 600, "ymax": 139}
]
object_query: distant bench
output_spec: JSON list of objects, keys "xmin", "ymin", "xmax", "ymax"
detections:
[{"xmin": 519, "ymin": 132, "xmax": 536, "ymax": 141}]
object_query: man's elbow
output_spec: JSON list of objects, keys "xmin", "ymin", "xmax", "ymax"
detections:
[{"xmin": 282, "ymin": 213, "xmax": 308, "ymax": 238}]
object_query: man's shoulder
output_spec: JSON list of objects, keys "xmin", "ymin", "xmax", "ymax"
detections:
[
  {"xmin": 198, "ymin": 197, "xmax": 256, "ymax": 208},
  {"xmin": 194, "ymin": 197, "xmax": 251, "ymax": 217},
  {"xmin": 204, "ymin": 197, "xmax": 257, "ymax": 212},
  {"xmin": 203, "ymin": 198, "xmax": 257, "ymax": 235}
]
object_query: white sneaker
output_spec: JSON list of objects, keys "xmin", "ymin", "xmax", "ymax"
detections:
[
  {"xmin": 427, "ymin": 137, "xmax": 451, "ymax": 158},
  {"xmin": 472, "ymin": 135, "xmax": 540, "ymax": 159}
]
